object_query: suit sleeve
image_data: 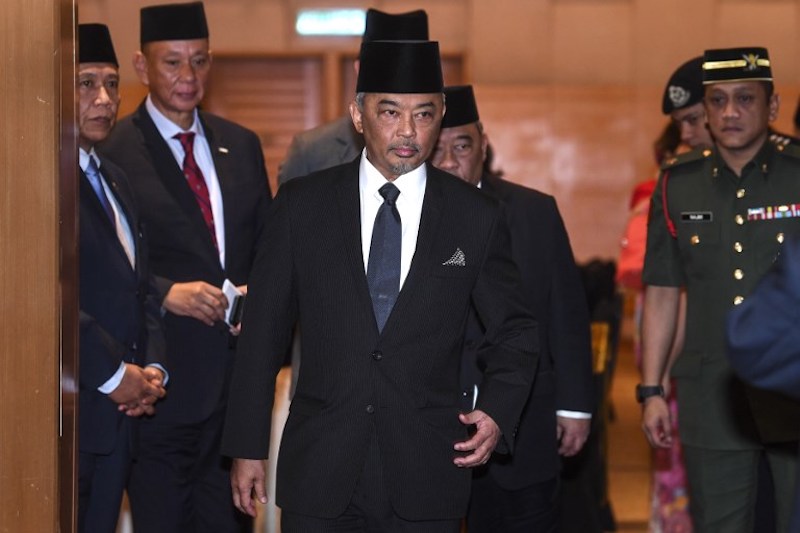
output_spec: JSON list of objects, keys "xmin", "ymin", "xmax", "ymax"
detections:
[
  {"xmin": 79, "ymin": 311, "xmax": 128, "ymax": 390},
  {"xmin": 726, "ymin": 237, "xmax": 800, "ymax": 400},
  {"xmin": 470, "ymin": 207, "xmax": 539, "ymax": 453},
  {"xmin": 221, "ymin": 189, "xmax": 297, "ymax": 459},
  {"xmin": 545, "ymin": 198, "xmax": 594, "ymax": 413}
]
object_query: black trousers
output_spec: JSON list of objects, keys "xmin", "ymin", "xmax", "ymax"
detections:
[
  {"xmin": 282, "ymin": 433, "xmax": 461, "ymax": 533},
  {"xmin": 127, "ymin": 408, "xmax": 251, "ymax": 533},
  {"xmin": 467, "ymin": 473, "xmax": 559, "ymax": 533},
  {"xmin": 78, "ymin": 419, "xmax": 131, "ymax": 533}
]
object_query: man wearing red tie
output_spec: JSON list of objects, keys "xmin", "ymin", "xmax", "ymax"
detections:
[{"xmin": 100, "ymin": 3, "xmax": 272, "ymax": 531}]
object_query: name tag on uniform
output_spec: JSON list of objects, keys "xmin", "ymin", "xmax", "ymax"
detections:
[{"xmin": 681, "ymin": 211, "xmax": 713, "ymax": 222}]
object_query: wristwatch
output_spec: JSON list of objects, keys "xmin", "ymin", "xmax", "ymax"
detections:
[{"xmin": 635, "ymin": 384, "xmax": 665, "ymax": 403}]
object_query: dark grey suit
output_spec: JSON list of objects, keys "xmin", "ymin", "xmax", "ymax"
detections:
[
  {"xmin": 277, "ymin": 116, "xmax": 364, "ymax": 185},
  {"xmin": 222, "ymin": 160, "xmax": 538, "ymax": 522}
]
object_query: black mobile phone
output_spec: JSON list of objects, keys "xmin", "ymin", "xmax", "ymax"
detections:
[{"xmin": 230, "ymin": 294, "xmax": 245, "ymax": 326}]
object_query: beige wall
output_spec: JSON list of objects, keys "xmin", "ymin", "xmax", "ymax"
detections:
[
  {"xmin": 80, "ymin": 0, "xmax": 800, "ymax": 85},
  {"xmin": 79, "ymin": 0, "xmax": 800, "ymax": 261}
]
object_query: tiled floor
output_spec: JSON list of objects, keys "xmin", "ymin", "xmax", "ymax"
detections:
[{"xmin": 606, "ymin": 322, "xmax": 652, "ymax": 532}]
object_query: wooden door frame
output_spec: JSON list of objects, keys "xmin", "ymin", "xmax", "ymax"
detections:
[{"xmin": 0, "ymin": 0, "xmax": 77, "ymax": 531}]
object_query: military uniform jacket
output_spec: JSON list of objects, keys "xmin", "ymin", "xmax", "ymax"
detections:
[{"xmin": 644, "ymin": 140, "xmax": 800, "ymax": 449}]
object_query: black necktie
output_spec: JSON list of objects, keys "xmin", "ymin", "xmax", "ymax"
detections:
[
  {"xmin": 85, "ymin": 157, "xmax": 116, "ymax": 228},
  {"xmin": 367, "ymin": 183, "xmax": 402, "ymax": 332}
]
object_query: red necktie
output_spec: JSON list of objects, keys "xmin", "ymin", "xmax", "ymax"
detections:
[{"xmin": 174, "ymin": 132, "xmax": 218, "ymax": 250}]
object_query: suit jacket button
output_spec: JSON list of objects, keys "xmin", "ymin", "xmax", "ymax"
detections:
[
  {"xmin": 366, "ymin": 404, "xmax": 375, "ymax": 414},
  {"xmin": 371, "ymin": 350, "xmax": 383, "ymax": 361}
]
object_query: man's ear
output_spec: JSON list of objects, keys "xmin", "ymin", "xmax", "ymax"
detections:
[
  {"xmin": 349, "ymin": 100, "xmax": 364, "ymax": 134},
  {"xmin": 132, "ymin": 51, "xmax": 149, "ymax": 87},
  {"xmin": 769, "ymin": 92, "xmax": 780, "ymax": 123},
  {"xmin": 480, "ymin": 132, "xmax": 490, "ymax": 164}
]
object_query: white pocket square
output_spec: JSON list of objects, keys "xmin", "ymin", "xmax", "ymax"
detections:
[{"xmin": 442, "ymin": 248, "xmax": 466, "ymax": 267}]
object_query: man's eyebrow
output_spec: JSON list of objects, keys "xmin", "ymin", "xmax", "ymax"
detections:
[{"xmin": 376, "ymin": 99, "xmax": 436, "ymax": 109}]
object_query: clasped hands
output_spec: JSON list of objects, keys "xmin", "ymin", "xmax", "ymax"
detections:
[
  {"xmin": 229, "ymin": 409, "xmax": 502, "ymax": 517},
  {"xmin": 109, "ymin": 363, "xmax": 167, "ymax": 417}
]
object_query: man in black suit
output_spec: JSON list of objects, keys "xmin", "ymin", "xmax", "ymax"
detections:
[
  {"xmin": 222, "ymin": 41, "xmax": 537, "ymax": 532},
  {"xmin": 77, "ymin": 23, "xmax": 167, "ymax": 533},
  {"xmin": 431, "ymin": 85, "xmax": 594, "ymax": 532},
  {"xmin": 99, "ymin": 3, "xmax": 272, "ymax": 532}
]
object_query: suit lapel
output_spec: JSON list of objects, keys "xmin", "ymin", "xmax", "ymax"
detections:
[
  {"xmin": 383, "ymin": 164, "xmax": 445, "ymax": 333},
  {"xmin": 334, "ymin": 161, "xmax": 375, "ymax": 321},
  {"xmin": 79, "ymin": 168, "xmax": 134, "ymax": 273},
  {"xmin": 134, "ymin": 104, "xmax": 220, "ymax": 263},
  {"xmin": 202, "ymin": 114, "xmax": 236, "ymax": 266},
  {"xmin": 336, "ymin": 118, "xmax": 364, "ymax": 163}
]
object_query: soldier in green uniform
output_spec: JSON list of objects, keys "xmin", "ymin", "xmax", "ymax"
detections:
[{"xmin": 639, "ymin": 47, "xmax": 800, "ymax": 532}]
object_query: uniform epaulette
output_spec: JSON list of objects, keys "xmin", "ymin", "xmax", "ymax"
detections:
[
  {"xmin": 659, "ymin": 148, "xmax": 711, "ymax": 171},
  {"xmin": 771, "ymin": 138, "xmax": 800, "ymax": 160}
]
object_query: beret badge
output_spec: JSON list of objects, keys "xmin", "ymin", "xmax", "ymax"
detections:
[{"xmin": 668, "ymin": 86, "xmax": 691, "ymax": 109}]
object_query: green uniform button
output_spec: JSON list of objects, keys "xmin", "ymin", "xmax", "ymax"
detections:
[
  {"xmin": 734, "ymin": 269, "xmax": 744, "ymax": 280},
  {"xmin": 734, "ymin": 242, "xmax": 743, "ymax": 253}
]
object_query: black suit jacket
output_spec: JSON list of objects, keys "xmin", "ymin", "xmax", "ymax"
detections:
[
  {"xmin": 79, "ymin": 156, "xmax": 166, "ymax": 454},
  {"xmin": 222, "ymin": 160, "xmax": 538, "ymax": 521},
  {"xmin": 99, "ymin": 101, "xmax": 272, "ymax": 424},
  {"xmin": 463, "ymin": 173, "xmax": 594, "ymax": 488}
]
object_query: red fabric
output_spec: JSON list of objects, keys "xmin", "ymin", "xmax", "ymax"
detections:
[
  {"xmin": 616, "ymin": 179, "xmax": 656, "ymax": 290},
  {"xmin": 174, "ymin": 132, "xmax": 218, "ymax": 250}
]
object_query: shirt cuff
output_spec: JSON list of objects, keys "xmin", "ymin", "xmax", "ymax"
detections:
[
  {"xmin": 147, "ymin": 363, "xmax": 169, "ymax": 386},
  {"xmin": 556, "ymin": 409, "xmax": 592, "ymax": 419},
  {"xmin": 98, "ymin": 361, "xmax": 126, "ymax": 394}
]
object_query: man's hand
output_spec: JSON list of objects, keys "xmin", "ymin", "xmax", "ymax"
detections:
[
  {"xmin": 453, "ymin": 410, "xmax": 501, "ymax": 468},
  {"xmin": 230, "ymin": 458, "xmax": 268, "ymax": 517},
  {"xmin": 557, "ymin": 416, "xmax": 590, "ymax": 456},
  {"xmin": 109, "ymin": 363, "xmax": 167, "ymax": 417},
  {"xmin": 641, "ymin": 395, "xmax": 673, "ymax": 448},
  {"xmin": 163, "ymin": 281, "xmax": 227, "ymax": 326}
]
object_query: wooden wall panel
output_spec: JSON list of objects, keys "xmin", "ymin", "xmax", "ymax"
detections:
[
  {"xmin": 0, "ymin": 0, "xmax": 75, "ymax": 531},
  {"xmin": 205, "ymin": 54, "xmax": 325, "ymax": 191}
]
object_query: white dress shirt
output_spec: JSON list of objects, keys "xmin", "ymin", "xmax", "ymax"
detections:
[
  {"xmin": 145, "ymin": 96, "xmax": 226, "ymax": 268},
  {"xmin": 358, "ymin": 149, "xmax": 426, "ymax": 289}
]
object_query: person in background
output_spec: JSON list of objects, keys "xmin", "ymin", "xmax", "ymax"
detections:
[
  {"xmin": 726, "ymin": 233, "xmax": 800, "ymax": 533},
  {"xmin": 99, "ymin": 2, "xmax": 272, "ymax": 531},
  {"xmin": 222, "ymin": 41, "xmax": 537, "ymax": 532},
  {"xmin": 76, "ymin": 22, "xmax": 167, "ymax": 533},
  {"xmin": 431, "ymin": 85, "xmax": 594, "ymax": 533},
  {"xmin": 640, "ymin": 46, "xmax": 800, "ymax": 532},
  {"xmin": 277, "ymin": 8, "xmax": 429, "ymax": 186}
]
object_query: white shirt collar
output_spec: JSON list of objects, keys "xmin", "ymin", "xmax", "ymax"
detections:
[
  {"xmin": 359, "ymin": 149, "xmax": 427, "ymax": 205},
  {"xmin": 79, "ymin": 147, "xmax": 99, "ymax": 172},
  {"xmin": 145, "ymin": 94, "xmax": 202, "ymax": 139}
]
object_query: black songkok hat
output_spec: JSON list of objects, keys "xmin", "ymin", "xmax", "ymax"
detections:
[
  {"xmin": 441, "ymin": 85, "xmax": 480, "ymax": 129},
  {"xmin": 79, "ymin": 23, "xmax": 118, "ymax": 67},
  {"xmin": 356, "ymin": 40, "xmax": 443, "ymax": 94},
  {"xmin": 702, "ymin": 47, "xmax": 772, "ymax": 84},
  {"xmin": 362, "ymin": 9, "xmax": 429, "ymax": 43},
  {"xmin": 662, "ymin": 57, "xmax": 703, "ymax": 115},
  {"xmin": 140, "ymin": 1, "xmax": 209, "ymax": 45}
]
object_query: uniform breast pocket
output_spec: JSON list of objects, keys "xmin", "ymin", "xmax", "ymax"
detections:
[{"xmin": 678, "ymin": 222, "xmax": 721, "ymax": 280}]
